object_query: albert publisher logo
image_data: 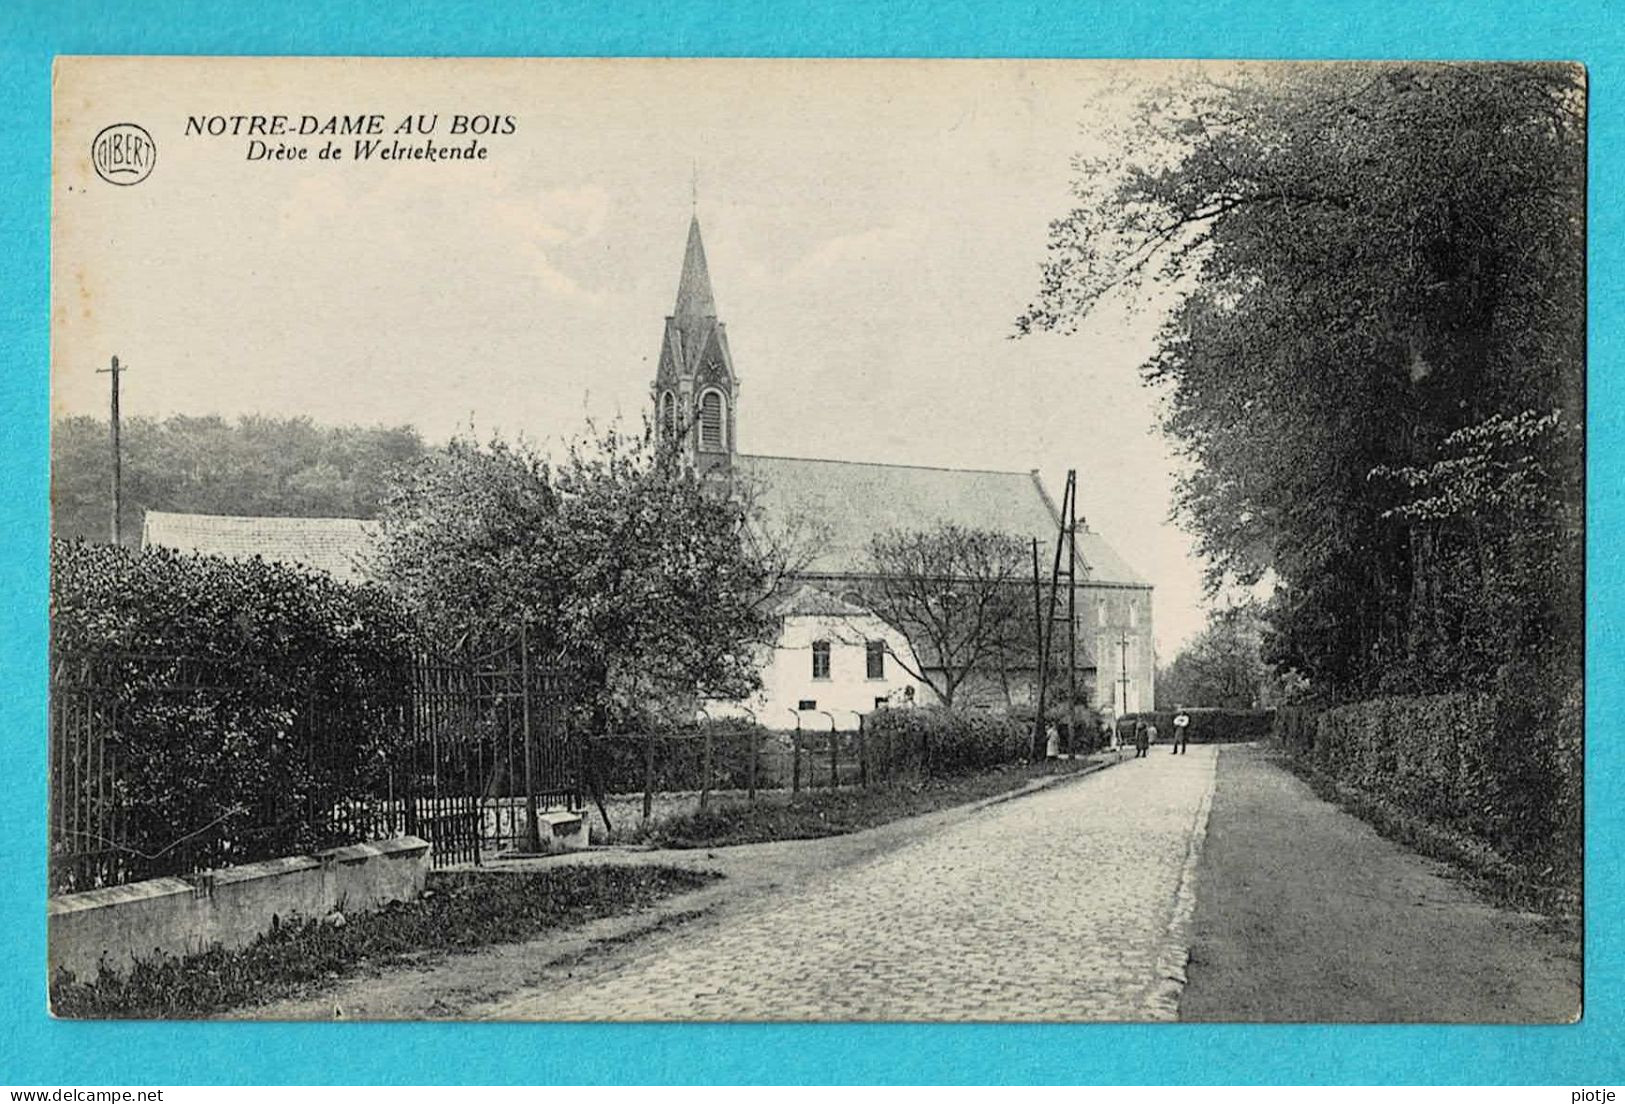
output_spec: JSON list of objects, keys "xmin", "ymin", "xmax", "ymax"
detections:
[{"xmin": 91, "ymin": 122, "xmax": 156, "ymax": 185}]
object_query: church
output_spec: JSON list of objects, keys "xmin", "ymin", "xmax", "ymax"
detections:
[
  {"xmin": 650, "ymin": 214, "xmax": 1155, "ymax": 730},
  {"xmin": 142, "ymin": 214, "xmax": 1157, "ymax": 728}
]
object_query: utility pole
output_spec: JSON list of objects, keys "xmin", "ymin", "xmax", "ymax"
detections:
[
  {"xmin": 1118, "ymin": 629, "xmax": 1131, "ymax": 717},
  {"xmin": 95, "ymin": 355, "xmax": 126, "ymax": 544},
  {"xmin": 1032, "ymin": 470, "xmax": 1081, "ymax": 757},
  {"xmin": 1066, "ymin": 478, "xmax": 1078, "ymax": 746}
]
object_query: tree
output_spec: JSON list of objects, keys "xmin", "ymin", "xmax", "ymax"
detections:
[
  {"xmin": 1157, "ymin": 603, "xmax": 1307, "ymax": 709},
  {"xmin": 1019, "ymin": 62, "xmax": 1584, "ymax": 701},
  {"xmin": 859, "ymin": 525, "xmax": 1030, "ymax": 709},
  {"xmin": 52, "ymin": 413, "xmax": 430, "ymax": 543},
  {"xmin": 371, "ymin": 424, "xmax": 790, "ymax": 729}
]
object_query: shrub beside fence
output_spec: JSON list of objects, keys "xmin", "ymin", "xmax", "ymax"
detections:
[
  {"xmin": 581, "ymin": 706, "xmax": 1036, "ymax": 831},
  {"xmin": 863, "ymin": 706, "xmax": 1030, "ymax": 779},
  {"xmin": 1273, "ymin": 682, "xmax": 1582, "ymax": 890},
  {"xmin": 49, "ymin": 540, "xmax": 420, "ymax": 894}
]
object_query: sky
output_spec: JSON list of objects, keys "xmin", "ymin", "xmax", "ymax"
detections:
[{"xmin": 53, "ymin": 57, "xmax": 1213, "ymax": 656}]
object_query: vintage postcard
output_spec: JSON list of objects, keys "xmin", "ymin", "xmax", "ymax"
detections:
[{"xmin": 48, "ymin": 56, "xmax": 1583, "ymax": 1023}]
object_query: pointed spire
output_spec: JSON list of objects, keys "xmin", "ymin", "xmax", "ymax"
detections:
[{"xmin": 673, "ymin": 214, "xmax": 717, "ymax": 319}]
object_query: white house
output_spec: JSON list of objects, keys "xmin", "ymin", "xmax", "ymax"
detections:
[{"xmin": 716, "ymin": 583, "xmax": 926, "ymax": 732}]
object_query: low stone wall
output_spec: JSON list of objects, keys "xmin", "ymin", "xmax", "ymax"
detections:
[{"xmin": 48, "ymin": 836, "xmax": 430, "ymax": 982}]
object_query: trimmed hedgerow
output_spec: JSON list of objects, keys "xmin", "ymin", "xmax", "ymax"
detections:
[
  {"xmin": 584, "ymin": 718, "xmax": 770, "ymax": 794},
  {"xmin": 1121, "ymin": 708, "xmax": 1275, "ymax": 744},
  {"xmin": 864, "ymin": 706, "xmax": 1030, "ymax": 778},
  {"xmin": 1287, "ymin": 673, "xmax": 1581, "ymax": 891}
]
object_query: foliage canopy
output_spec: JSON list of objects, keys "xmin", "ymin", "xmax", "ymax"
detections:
[
  {"xmin": 52, "ymin": 413, "xmax": 429, "ymax": 544},
  {"xmin": 371, "ymin": 425, "xmax": 788, "ymax": 728},
  {"xmin": 1021, "ymin": 62, "xmax": 1584, "ymax": 700}
]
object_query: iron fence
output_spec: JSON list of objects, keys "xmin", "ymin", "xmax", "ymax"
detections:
[
  {"xmin": 48, "ymin": 650, "xmax": 405, "ymax": 894},
  {"xmin": 49, "ymin": 633, "xmax": 579, "ymax": 895}
]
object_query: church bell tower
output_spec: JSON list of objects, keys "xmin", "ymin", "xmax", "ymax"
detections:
[{"xmin": 652, "ymin": 214, "xmax": 738, "ymax": 475}]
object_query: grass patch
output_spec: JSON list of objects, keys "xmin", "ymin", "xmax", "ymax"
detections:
[
  {"xmin": 622, "ymin": 757, "xmax": 1102, "ymax": 849},
  {"xmin": 51, "ymin": 864, "xmax": 720, "ymax": 1019},
  {"xmin": 1276, "ymin": 749, "xmax": 1580, "ymax": 924}
]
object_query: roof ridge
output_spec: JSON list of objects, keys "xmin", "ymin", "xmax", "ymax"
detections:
[
  {"xmin": 145, "ymin": 510, "xmax": 374, "ymax": 526},
  {"xmin": 739, "ymin": 451, "xmax": 1034, "ymax": 478}
]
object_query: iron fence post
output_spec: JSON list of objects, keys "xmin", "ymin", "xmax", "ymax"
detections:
[
  {"xmin": 642, "ymin": 731, "xmax": 655, "ymax": 823},
  {"xmin": 856, "ymin": 713, "xmax": 868, "ymax": 789},
  {"xmin": 700, "ymin": 727, "xmax": 714, "ymax": 812}
]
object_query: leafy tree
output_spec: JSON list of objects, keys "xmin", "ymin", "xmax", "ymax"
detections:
[
  {"xmin": 52, "ymin": 414, "xmax": 429, "ymax": 543},
  {"xmin": 859, "ymin": 525, "xmax": 1031, "ymax": 709},
  {"xmin": 371, "ymin": 424, "xmax": 790, "ymax": 729},
  {"xmin": 1019, "ymin": 62, "xmax": 1584, "ymax": 701},
  {"xmin": 1157, "ymin": 603, "xmax": 1308, "ymax": 709}
]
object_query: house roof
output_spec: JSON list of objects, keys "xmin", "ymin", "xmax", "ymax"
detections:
[
  {"xmin": 771, "ymin": 582, "xmax": 872, "ymax": 619},
  {"xmin": 138, "ymin": 454, "xmax": 1149, "ymax": 592},
  {"xmin": 737, "ymin": 454, "xmax": 1148, "ymax": 587},
  {"xmin": 141, "ymin": 511, "xmax": 378, "ymax": 583}
]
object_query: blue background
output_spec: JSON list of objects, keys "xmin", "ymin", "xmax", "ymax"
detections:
[{"xmin": 1, "ymin": 0, "xmax": 1619, "ymax": 1085}]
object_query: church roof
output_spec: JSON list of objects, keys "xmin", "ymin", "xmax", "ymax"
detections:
[
  {"xmin": 141, "ymin": 510, "xmax": 378, "ymax": 584},
  {"xmin": 736, "ymin": 454, "xmax": 1148, "ymax": 587}
]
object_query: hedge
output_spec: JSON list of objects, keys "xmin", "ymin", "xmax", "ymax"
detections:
[
  {"xmin": 50, "ymin": 539, "xmax": 420, "ymax": 888},
  {"xmin": 1276, "ymin": 677, "xmax": 1581, "ymax": 888},
  {"xmin": 1120, "ymin": 708, "xmax": 1275, "ymax": 744},
  {"xmin": 584, "ymin": 719, "xmax": 770, "ymax": 794},
  {"xmin": 863, "ymin": 706, "xmax": 1030, "ymax": 778}
]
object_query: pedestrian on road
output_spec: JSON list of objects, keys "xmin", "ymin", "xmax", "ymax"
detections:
[
  {"xmin": 1172, "ymin": 709, "xmax": 1190, "ymax": 755},
  {"xmin": 1145, "ymin": 722, "xmax": 1159, "ymax": 751},
  {"xmin": 1133, "ymin": 719, "xmax": 1149, "ymax": 758}
]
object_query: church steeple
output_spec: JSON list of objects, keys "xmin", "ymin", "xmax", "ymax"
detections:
[
  {"xmin": 673, "ymin": 215, "xmax": 717, "ymax": 319},
  {"xmin": 653, "ymin": 214, "xmax": 737, "ymax": 475}
]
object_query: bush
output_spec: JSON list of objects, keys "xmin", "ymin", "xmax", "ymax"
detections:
[
  {"xmin": 584, "ymin": 718, "xmax": 769, "ymax": 794},
  {"xmin": 50, "ymin": 539, "xmax": 419, "ymax": 889},
  {"xmin": 1271, "ymin": 707, "xmax": 1318, "ymax": 755},
  {"xmin": 1296, "ymin": 680, "xmax": 1581, "ymax": 887},
  {"xmin": 864, "ymin": 706, "xmax": 1029, "ymax": 778},
  {"xmin": 1121, "ymin": 708, "xmax": 1274, "ymax": 744}
]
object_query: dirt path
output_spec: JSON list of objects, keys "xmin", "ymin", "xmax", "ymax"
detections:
[
  {"xmin": 238, "ymin": 762, "xmax": 1117, "ymax": 1021},
  {"xmin": 1180, "ymin": 743, "xmax": 1581, "ymax": 1023}
]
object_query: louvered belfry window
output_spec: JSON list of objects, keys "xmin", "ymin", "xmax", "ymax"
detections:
[{"xmin": 699, "ymin": 390, "xmax": 725, "ymax": 451}]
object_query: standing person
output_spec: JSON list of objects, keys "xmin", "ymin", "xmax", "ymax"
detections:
[
  {"xmin": 1133, "ymin": 718, "xmax": 1149, "ymax": 758},
  {"xmin": 1172, "ymin": 708, "xmax": 1191, "ymax": 755},
  {"xmin": 1146, "ymin": 720, "xmax": 1159, "ymax": 752}
]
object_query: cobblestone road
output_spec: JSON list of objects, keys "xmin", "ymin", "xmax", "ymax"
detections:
[{"xmin": 488, "ymin": 746, "xmax": 1217, "ymax": 1022}]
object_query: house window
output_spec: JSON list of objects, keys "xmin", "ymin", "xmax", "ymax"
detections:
[
  {"xmin": 866, "ymin": 640, "xmax": 885, "ymax": 679},
  {"xmin": 1128, "ymin": 599, "xmax": 1139, "ymax": 628},
  {"xmin": 798, "ymin": 699, "xmax": 817, "ymax": 711},
  {"xmin": 660, "ymin": 390, "xmax": 677, "ymax": 441},
  {"xmin": 811, "ymin": 640, "xmax": 831, "ymax": 679},
  {"xmin": 698, "ymin": 389, "xmax": 726, "ymax": 452},
  {"xmin": 1096, "ymin": 598, "xmax": 1108, "ymax": 627}
]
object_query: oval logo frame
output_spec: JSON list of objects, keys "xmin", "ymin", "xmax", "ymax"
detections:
[{"xmin": 91, "ymin": 123, "xmax": 157, "ymax": 186}]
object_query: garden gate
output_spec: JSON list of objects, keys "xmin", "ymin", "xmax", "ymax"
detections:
[{"xmin": 405, "ymin": 627, "xmax": 579, "ymax": 867}]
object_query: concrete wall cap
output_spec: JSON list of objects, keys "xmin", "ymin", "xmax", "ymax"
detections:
[{"xmin": 48, "ymin": 876, "xmax": 195, "ymax": 914}]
